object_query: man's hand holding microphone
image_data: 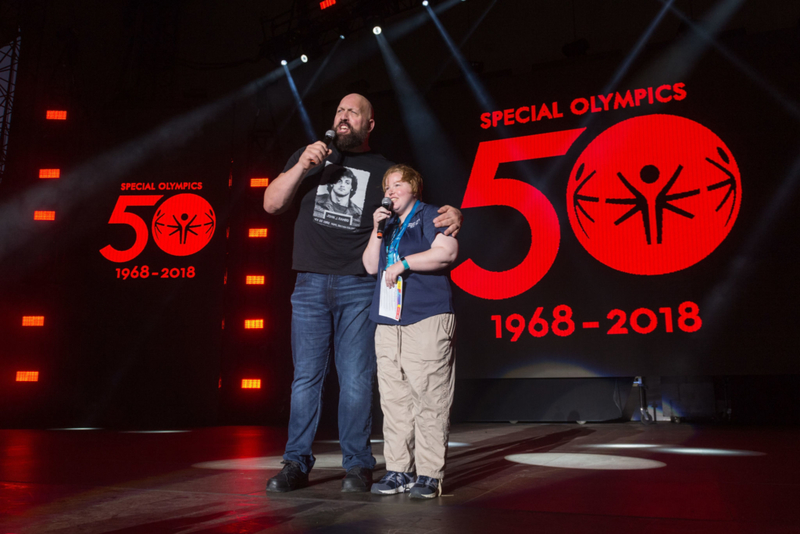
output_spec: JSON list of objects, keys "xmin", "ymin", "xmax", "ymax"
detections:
[{"xmin": 299, "ymin": 130, "xmax": 336, "ymax": 173}]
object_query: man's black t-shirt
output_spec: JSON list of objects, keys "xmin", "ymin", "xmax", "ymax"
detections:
[{"xmin": 284, "ymin": 147, "xmax": 393, "ymax": 274}]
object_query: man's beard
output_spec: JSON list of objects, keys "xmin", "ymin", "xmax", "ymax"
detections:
[{"xmin": 333, "ymin": 123, "xmax": 368, "ymax": 151}]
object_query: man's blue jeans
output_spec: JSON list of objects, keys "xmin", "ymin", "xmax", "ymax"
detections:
[{"xmin": 283, "ymin": 272, "xmax": 377, "ymax": 474}]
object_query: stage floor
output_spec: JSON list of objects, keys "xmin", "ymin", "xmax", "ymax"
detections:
[{"xmin": 1, "ymin": 422, "xmax": 798, "ymax": 533}]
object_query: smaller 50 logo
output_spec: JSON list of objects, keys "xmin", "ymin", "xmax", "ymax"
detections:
[{"xmin": 100, "ymin": 193, "xmax": 216, "ymax": 263}]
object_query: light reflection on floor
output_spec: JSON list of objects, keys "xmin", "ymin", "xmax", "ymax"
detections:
[
  {"xmin": 3, "ymin": 423, "xmax": 795, "ymax": 533},
  {"xmin": 581, "ymin": 444, "xmax": 765, "ymax": 456},
  {"xmin": 505, "ymin": 452, "xmax": 666, "ymax": 470},
  {"xmin": 581, "ymin": 443, "xmax": 662, "ymax": 449},
  {"xmin": 120, "ymin": 430, "xmax": 191, "ymax": 434},
  {"xmin": 653, "ymin": 447, "xmax": 765, "ymax": 456},
  {"xmin": 193, "ymin": 440, "xmax": 470, "ymax": 470},
  {"xmin": 316, "ymin": 439, "xmax": 471, "ymax": 447},
  {"xmin": 193, "ymin": 453, "xmax": 387, "ymax": 470},
  {"xmin": 194, "ymin": 442, "xmax": 764, "ymax": 472},
  {"xmin": 48, "ymin": 428, "xmax": 103, "ymax": 431}
]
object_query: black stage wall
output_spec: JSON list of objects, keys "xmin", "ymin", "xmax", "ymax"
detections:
[{"xmin": 1, "ymin": 0, "xmax": 798, "ymax": 427}]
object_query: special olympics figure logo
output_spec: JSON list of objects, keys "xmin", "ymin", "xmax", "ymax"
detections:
[
  {"xmin": 152, "ymin": 194, "xmax": 216, "ymax": 256},
  {"xmin": 567, "ymin": 114, "xmax": 741, "ymax": 275}
]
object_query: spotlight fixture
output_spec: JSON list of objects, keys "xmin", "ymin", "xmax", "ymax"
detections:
[
  {"xmin": 337, "ymin": 21, "xmax": 350, "ymax": 40},
  {"xmin": 422, "ymin": 0, "xmax": 429, "ymax": 5},
  {"xmin": 365, "ymin": 14, "xmax": 383, "ymax": 36},
  {"xmin": 281, "ymin": 59, "xmax": 288, "ymax": 66},
  {"xmin": 301, "ymin": 54, "xmax": 308, "ymax": 63}
]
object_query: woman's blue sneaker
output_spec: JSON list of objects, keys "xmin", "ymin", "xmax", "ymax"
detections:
[
  {"xmin": 409, "ymin": 476, "xmax": 442, "ymax": 499},
  {"xmin": 370, "ymin": 471, "xmax": 416, "ymax": 495}
]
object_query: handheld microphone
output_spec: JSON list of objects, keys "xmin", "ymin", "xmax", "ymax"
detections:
[
  {"xmin": 306, "ymin": 130, "xmax": 336, "ymax": 174},
  {"xmin": 377, "ymin": 197, "xmax": 393, "ymax": 238},
  {"xmin": 321, "ymin": 130, "xmax": 335, "ymax": 148}
]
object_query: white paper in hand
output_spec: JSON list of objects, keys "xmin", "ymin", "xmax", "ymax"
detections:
[{"xmin": 378, "ymin": 271, "xmax": 403, "ymax": 321}]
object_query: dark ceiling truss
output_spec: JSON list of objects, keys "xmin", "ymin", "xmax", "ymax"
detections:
[
  {"xmin": 259, "ymin": 0, "xmax": 427, "ymax": 66},
  {"xmin": 174, "ymin": 0, "xmax": 425, "ymax": 70},
  {"xmin": 0, "ymin": 0, "xmax": 21, "ymax": 184}
]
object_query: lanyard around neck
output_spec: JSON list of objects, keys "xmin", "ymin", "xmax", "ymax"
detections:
[{"xmin": 386, "ymin": 200, "xmax": 419, "ymax": 265}]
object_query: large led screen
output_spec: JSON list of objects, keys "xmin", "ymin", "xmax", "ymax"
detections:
[{"xmin": 408, "ymin": 32, "xmax": 800, "ymax": 379}]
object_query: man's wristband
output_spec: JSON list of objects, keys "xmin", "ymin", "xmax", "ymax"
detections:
[{"xmin": 400, "ymin": 257, "xmax": 410, "ymax": 271}]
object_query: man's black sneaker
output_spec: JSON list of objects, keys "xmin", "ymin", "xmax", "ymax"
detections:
[
  {"xmin": 266, "ymin": 461, "xmax": 308, "ymax": 493},
  {"xmin": 341, "ymin": 466, "xmax": 373, "ymax": 492}
]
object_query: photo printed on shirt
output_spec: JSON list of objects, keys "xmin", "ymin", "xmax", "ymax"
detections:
[{"xmin": 313, "ymin": 164, "xmax": 368, "ymax": 230}]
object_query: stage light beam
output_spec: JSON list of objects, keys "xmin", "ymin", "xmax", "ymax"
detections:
[
  {"xmin": 425, "ymin": 3, "xmax": 494, "ymax": 114},
  {"xmin": 375, "ymin": 31, "xmax": 467, "ymax": 194},
  {"xmin": 536, "ymin": 0, "xmax": 675, "ymax": 194},
  {"xmin": 599, "ymin": 0, "xmax": 674, "ymax": 102},
  {"xmin": 658, "ymin": 0, "xmax": 799, "ymax": 120},
  {"xmin": 282, "ymin": 63, "xmax": 316, "ymax": 143},
  {"xmin": 642, "ymin": 0, "xmax": 746, "ymax": 89},
  {"xmin": 274, "ymin": 38, "xmax": 342, "ymax": 146}
]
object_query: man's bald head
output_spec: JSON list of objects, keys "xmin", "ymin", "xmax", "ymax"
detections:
[{"xmin": 342, "ymin": 93, "xmax": 373, "ymax": 120}]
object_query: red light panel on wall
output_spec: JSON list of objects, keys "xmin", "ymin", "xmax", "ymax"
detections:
[
  {"xmin": 16, "ymin": 371, "xmax": 40, "ymax": 382},
  {"xmin": 249, "ymin": 228, "xmax": 268, "ymax": 238},
  {"xmin": 320, "ymin": 0, "xmax": 336, "ymax": 10},
  {"xmin": 244, "ymin": 319, "xmax": 264, "ymax": 329},
  {"xmin": 242, "ymin": 379, "xmax": 262, "ymax": 389},
  {"xmin": 246, "ymin": 275, "xmax": 265, "ymax": 285},
  {"xmin": 22, "ymin": 316, "xmax": 45, "ymax": 326},
  {"xmin": 39, "ymin": 168, "xmax": 61, "ymax": 178},
  {"xmin": 250, "ymin": 178, "xmax": 270, "ymax": 187},
  {"xmin": 46, "ymin": 110, "xmax": 67, "ymax": 120},
  {"xmin": 34, "ymin": 211, "xmax": 56, "ymax": 221}
]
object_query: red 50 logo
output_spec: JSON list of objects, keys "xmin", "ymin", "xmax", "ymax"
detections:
[
  {"xmin": 452, "ymin": 114, "xmax": 741, "ymax": 300},
  {"xmin": 100, "ymin": 194, "xmax": 216, "ymax": 263}
]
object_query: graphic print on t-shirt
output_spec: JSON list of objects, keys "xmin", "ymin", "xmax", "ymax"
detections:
[{"xmin": 313, "ymin": 164, "xmax": 368, "ymax": 230}]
